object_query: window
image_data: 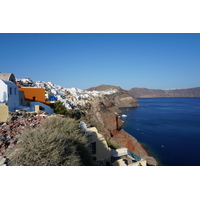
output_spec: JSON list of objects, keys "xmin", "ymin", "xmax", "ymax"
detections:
[
  {"xmin": 39, "ymin": 106, "xmax": 45, "ymax": 111},
  {"xmin": 14, "ymin": 88, "xmax": 17, "ymax": 95},
  {"xmin": 10, "ymin": 87, "xmax": 12, "ymax": 95}
]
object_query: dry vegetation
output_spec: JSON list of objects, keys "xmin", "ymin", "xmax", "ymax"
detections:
[{"xmin": 6, "ymin": 117, "xmax": 94, "ymax": 166}]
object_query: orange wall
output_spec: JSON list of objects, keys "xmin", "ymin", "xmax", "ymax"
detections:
[{"xmin": 18, "ymin": 88, "xmax": 46, "ymax": 104}]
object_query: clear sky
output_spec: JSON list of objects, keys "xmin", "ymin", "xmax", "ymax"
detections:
[{"xmin": 0, "ymin": 33, "xmax": 200, "ymax": 90}]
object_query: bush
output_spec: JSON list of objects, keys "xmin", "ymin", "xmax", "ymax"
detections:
[
  {"xmin": 52, "ymin": 101, "xmax": 67, "ymax": 115},
  {"xmin": 52, "ymin": 101, "xmax": 84, "ymax": 120},
  {"xmin": 6, "ymin": 117, "xmax": 94, "ymax": 166},
  {"xmin": 65, "ymin": 109, "xmax": 82, "ymax": 120},
  {"xmin": 104, "ymin": 137, "xmax": 121, "ymax": 149}
]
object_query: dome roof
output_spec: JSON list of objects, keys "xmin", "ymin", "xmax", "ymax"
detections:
[{"xmin": 0, "ymin": 73, "xmax": 16, "ymax": 84}]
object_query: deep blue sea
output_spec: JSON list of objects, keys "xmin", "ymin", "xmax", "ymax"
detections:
[{"xmin": 120, "ymin": 98, "xmax": 200, "ymax": 166}]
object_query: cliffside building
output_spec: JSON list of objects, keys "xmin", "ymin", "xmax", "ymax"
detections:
[
  {"xmin": 86, "ymin": 126, "xmax": 111, "ymax": 166},
  {"xmin": 18, "ymin": 86, "xmax": 51, "ymax": 105},
  {"xmin": 0, "ymin": 73, "xmax": 54, "ymax": 117},
  {"xmin": 0, "ymin": 79, "xmax": 20, "ymax": 112},
  {"xmin": 81, "ymin": 122, "xmax": 147, "ymax": 166}
]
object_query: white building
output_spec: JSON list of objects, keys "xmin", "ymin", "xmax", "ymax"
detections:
[
  {"xmin": 0, "ymin": 73, "xmax": 16, "ymax": 84},
  {"xmin": 0, "ymin": 79, "xmax": 19, "ymax": 112},
  {"xmin": 29, "ymin": 101, "xmax": 54, "ymax": 114}
]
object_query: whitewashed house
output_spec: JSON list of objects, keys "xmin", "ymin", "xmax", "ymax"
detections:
[{"xmin": 0, "ymin": 79, "xmax": 19, "ymax": 112}]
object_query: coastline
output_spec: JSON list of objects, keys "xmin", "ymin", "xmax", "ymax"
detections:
[
  {"xmin": 140, "ymin": 142, "xmax": 162, "ymax": 166},
  {"xmin": 87, "ymin": 91, "xmax": 158, "ymax": 165},
  {"xmin": 119, "ymin": 127, "xmax": 158, "ymax": 166},
  {"xmin": 140, "ymin": 143, "xmax": 150, "ymax": 156},
  {"xmin": 119, "ymin": 110, "xmax": 159, "ymax": 166}
]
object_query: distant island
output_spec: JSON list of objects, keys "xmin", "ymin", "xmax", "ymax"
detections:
[
  {"xmin": 129, "ymin": 87, "xmax": 200, "ymax": 98},
  {"xmin": 86, "ymin": 84, "xmax": 200, "ymax": 98}
]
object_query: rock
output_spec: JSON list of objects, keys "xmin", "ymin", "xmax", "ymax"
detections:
[
  {"xmin": 30, "ymin": 123, "xmax": 35, "ymax": 127},
  {"xmin": 142, "ymin": 156, "xmax": 158, "ymax": 166},
  {"xmin": 0, "ymin": 156, "xmax": 6, "ymax": 165},
  {"xmin": 11, "ymin": 116, "xmax": 18, "ymax": 121},
  {"xmin": 1, "ymin": 122, "xmax": 7, "ymax": 127},
  {"xmin": 6, "ymin": 135, "xmax": 11, "ymax": 141},
  {"xmin": 0, "ymin": 140, "xmax": 4, "ymax": 146},
  {"xmin": 5, "ymin": 125, "xmax": 11, "ymax": 131},
  {"xmin": 0, "ymin": 136, "xmax": 6, "ymax": 141},
  {"xmin": 22, "ymin": 112, "xmax": 27, "ymax": 117},
  {"xmin": 8, "ymin": 143, "xmax": 15, "ymax": 149}
]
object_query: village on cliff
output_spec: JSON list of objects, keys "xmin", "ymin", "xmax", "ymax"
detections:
[{"xmin": 0, "ymin": 72, "xmax": 149, "ymax": 166}]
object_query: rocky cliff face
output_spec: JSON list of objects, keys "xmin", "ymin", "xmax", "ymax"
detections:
[
  {"xmin": 129, "ymin": 87, "xmax": 200, "ymax": 98},
  {"xmin": 105, "ymin": 91, "xmax": 139, "ymax": 108},
  {"xmin": 86, "ymin": 84, "xmax": 140, "ymax": 108},
  {"xmin": 86, "ymin": 90, "xmax": 157, "ymax": 165}
]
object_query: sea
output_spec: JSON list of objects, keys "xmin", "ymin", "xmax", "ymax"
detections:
[{"xmin": 120, "ymin": 98, "xmax": 200, "ymax": 166}]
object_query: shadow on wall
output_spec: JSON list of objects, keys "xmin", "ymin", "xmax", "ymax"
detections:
[
  {"xmin": 3, "ymin": 92, "xmax": 7, "ymax": 103},
  {"xmin": 0, "ymin": 103, "xmax": 9, "ymax": 122},
  {"xmin": 30, "ymin": 102, "xmax": 54, "ymax": 114},
  {"xmin": 86, "ymin": 127, "xmax": 111, "ymax": 166}
]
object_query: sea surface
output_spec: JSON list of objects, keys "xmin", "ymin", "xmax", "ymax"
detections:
[{"xmin": 120, "ymin": 98, "xmax": 200, "ymax": 166}]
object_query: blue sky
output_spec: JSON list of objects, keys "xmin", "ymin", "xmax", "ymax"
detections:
[{"xmin": 0, "ymin": 33, "xmax": 200, "ymax": 90}]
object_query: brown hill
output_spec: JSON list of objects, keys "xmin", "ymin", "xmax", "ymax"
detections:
[
  {"xmin": 86, "ymin": 84, "xmax": 139, "ymax": 108},
  {"xmin": 86, "ymin": 84, "xmax": 122, "ymax": 91},
  {"xmin": 129, "ymin": 87, "xmax": 200, "ymax": 98}
]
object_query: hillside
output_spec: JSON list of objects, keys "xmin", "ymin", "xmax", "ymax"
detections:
[
  {"xmin": 83, "ymin": 93, "xmax": 157, "ymax": 165},
  {"xmin": 3, "ymin": 79, "xmax": 156, "ymax": 165},
  {"xmin": 86, "ymin": 84, "xmax": 121, "ymax": 92},
  {"xmin": 129, "ymin": 87, "xmax": 200, "ymax": 98},
  {"xmin": 86, "ymin": 84, "xmax": 139, "ymax": 108}
]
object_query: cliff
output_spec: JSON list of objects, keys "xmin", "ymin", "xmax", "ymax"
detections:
[
  {"xmin": 129, "ymin": 87, "xmax": 200, "ymax": 98},
  {"xmin": 86, "ymin": 84, "xmax": 140, "ymax": 108},
  {"xmin": 85, "ymin": 88, "xmax": 157, "ymax": 165}
]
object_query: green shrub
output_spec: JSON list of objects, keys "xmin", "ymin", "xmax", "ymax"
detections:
[
  {"xmin": 65, "ymin": 109, "xmax": 82, "ymax": 120},
  {"xmin": 52, "ymin": 101, "xmax": 83, "ymax": 120},
  {"xmin": 104, "ymin": 137, "xmax": 121, "ymax": 149},
  {"xmin": 6, "ymin": 117, "xmax": 94, "ymax": 166},
  {"xmin": 52, "ymin": 101, "xmax": 67, "ymax": 115}
]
